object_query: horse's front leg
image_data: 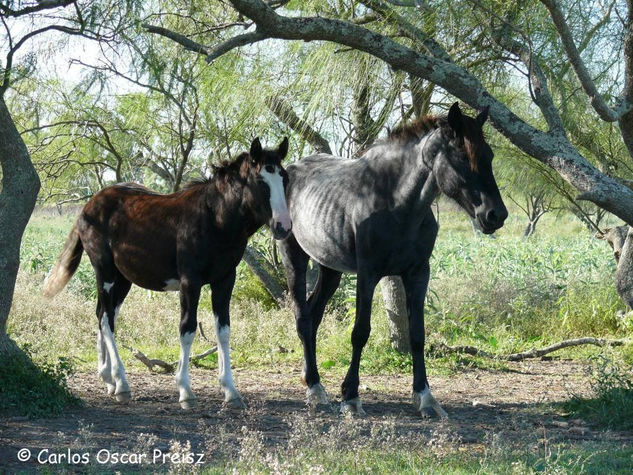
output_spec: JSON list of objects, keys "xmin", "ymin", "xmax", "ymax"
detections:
[
  {"xmin": 340, "ymin": 271, "xmax": 379, "ymax": 416},
  {"xmin": 402, "ymin": 264, "xmax": 448, "ymax": 419},
  {"xmin": 278, "ymin": 235, "xmax": 327, "ymax": 406},
  {"xmin": 211, "ymin": 270, "xmax": 246, "ymax": 408},
  {"xmin": 175, "ymin": 277, "xmax": 201, "ymax": 409}
]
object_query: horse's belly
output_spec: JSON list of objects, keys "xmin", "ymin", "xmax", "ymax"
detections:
[
  {"xmin": 292, "ymin": 217, "xmax": 357, "ymax": 273},
  {"xmin": 112, "ymin": 244, "xmax": 178, "ymax": 291}
]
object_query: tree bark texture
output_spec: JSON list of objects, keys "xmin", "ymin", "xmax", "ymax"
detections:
[
  {"xmin": 0, "ymin": 96, "xmax": 41, "ymax": 356},
  {"xmin": 379, "ymin": 276, "xmax": 410, "ymax": 353},
  {"xmin": 242, "ymin": 245, "xmax": 286, "ymax": 304}
]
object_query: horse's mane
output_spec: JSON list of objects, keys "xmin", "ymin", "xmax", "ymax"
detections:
[
  {"xmin": 183, "ymin": 152, "xmax": 251, "ymax": 190},
  {"xmin": 386, "ymin": 113, "xmax": 482, "ymax": 172},
  {"xmin": 387, "ymin": 115, "xmax": 443, "ymax": 143}
]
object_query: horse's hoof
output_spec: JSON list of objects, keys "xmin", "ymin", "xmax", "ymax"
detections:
[
  {"xmin": 306, "ymin": 383, "xmax": 329, "ymax": 407},
  {"xmin": 413, "ymin": 389, "xmax": 448, "ymax": 419},
  {"xmin": 115, "ymin": 391, "xmax": 132, "ymax": 404},
  {"xmin": 339, "ymin": 398, "xmax": 366, "ymax": 416},
  {"xmin": 179, "ymin": 399, "xmax": 197, "ymax": 410},
  {"xmin": 225, "ymin": 396, "xmax": 247, "ymax": 409},
  {"xmin": 420, "ymin": 406, "xmax": 439, "ymax": 419},
  {"xmin": 106, "ymin": 384, "xmax": 116, "ymax": 396}
]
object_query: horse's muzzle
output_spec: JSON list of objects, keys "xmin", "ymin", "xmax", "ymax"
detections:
[
  {"xmin": 476, "ymin": 204, "xmax": 508, "ymax": 234},
  {"xmin": 272, "ymin": 221, "xmax": 292, "ymax": 240}
]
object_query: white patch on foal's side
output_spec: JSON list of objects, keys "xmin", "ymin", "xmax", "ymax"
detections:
[{"xmin": 163, "ymin": 279, "xmax": 180, "ymax": 291}]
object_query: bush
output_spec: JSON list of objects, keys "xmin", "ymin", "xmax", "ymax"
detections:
[
  {"xmin": 0, "ymin": 344, "xmax": 79, "ymax": 417},
  {"xmin": 564, "ymin": 352, "xmax": 633, "ymax": 430}
]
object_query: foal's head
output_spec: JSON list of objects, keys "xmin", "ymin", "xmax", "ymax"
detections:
[
  {"xmin": 248, "ymin": 137, "xmax": 292, "ymax": 240},
  {"xmin": 430, "ymin": 102, "xmax": 508, "ymax": 234}
]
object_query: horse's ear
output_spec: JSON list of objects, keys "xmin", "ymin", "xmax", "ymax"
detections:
[
  {"xmin": 250, "ymin": 137, "xmax": 263, "ymax": 162},
  {"xmin": 595, "ymin": 228, "xmax": 611, "ymax": 240},
  {"xmin": 476, "ymin": 106, "xmax": 489, "ymax": 127},
  {"xmin": 447, "ymin": 102, "xmax": 463, "ymax": 134},
  {"xmin": 278, "ymin": 137, "xmax": 289, "ymax": 159}
]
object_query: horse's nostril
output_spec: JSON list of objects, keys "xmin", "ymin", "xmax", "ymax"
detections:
[{"xmin": 486, "ymin": 209, "xmax": 497, "ymax": 223}]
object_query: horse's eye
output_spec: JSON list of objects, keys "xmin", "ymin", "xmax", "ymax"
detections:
[{"xmin": 265, "ymin": 165, "xmax": 275, "ymax": 173}]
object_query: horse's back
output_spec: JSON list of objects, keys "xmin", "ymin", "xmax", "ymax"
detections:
[{"xmin": 77, "ymin": 183, "xmax": 196, "ymax": 290}]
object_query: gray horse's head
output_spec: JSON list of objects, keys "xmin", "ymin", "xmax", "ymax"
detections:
[{"xmin": 429, "ymin": 102, "xmax": 507, "ymax": 234}]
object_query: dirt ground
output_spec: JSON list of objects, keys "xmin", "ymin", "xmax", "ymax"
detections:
[{"xmin": 1, "ymin": 360, "xmax": 631, "ymax": 471}]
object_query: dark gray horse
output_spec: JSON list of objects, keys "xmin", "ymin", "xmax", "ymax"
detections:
[{"xmin": 279, "ymin": 103, "xmax": 507, "ymax": 418}]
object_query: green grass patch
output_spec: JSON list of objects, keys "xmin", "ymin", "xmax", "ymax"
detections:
[{"xmin": 563, "ymin": 353, "xmax": 633, "ymax": 431}]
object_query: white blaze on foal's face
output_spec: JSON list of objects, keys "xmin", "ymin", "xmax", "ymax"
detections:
[{"xmin": 260, "ymin": 164, "xmax": 292, "ymax": 238}]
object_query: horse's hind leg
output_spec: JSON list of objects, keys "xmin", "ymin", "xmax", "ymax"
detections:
[
  {"xmin": 96, "ymin": 269, "xmax": 133, "ymax": 403},
  {"xmin": 211, "ymin": 270, "xmax": 245, "ymax": 408},
  {"xmin": 279, "ymin": 234, "xmax": 324, "ymax": 406},
  {"xmin": 402, "ymin": 265, "xmax": 447, "ymax": 419},
  {"xmin": 175, "ymin": 277, "xmax": 201, "ymax": 409},
  {"xmin": 96, "ymin": 298, "xmax": 115, "ymax": 395}
]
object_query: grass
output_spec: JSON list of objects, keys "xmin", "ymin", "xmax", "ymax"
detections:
[
  {"xmin": 5, "ymin": 205, "xmax": 633, "ymax": 470},
  {"xmin": 0, "ymin": 345, "xmax": 79, "ymax": 417},
  {"xmin": 9, "ymin": 206, "xmax": 632, "ymax": 374},
  {"xmin": 563, "ymin": 352, "xmax": 633, "ymax": 431}
]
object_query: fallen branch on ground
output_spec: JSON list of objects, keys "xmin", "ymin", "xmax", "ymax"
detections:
[
  {"xmin": 433, "ymin": 337, "xmax": 630, "ymax": 362},
  {"xmin": 121, "ymin": 345, "xmax": 218, "ymax": 373}
]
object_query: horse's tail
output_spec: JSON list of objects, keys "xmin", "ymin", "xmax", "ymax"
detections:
[{"xmin": 43, "ymin": 220, "xmax": 83, "ymax": 298}]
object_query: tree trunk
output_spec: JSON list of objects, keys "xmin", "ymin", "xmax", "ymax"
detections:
[
  {"xmin": 242, "ymin": 245, "xmax": 286, "ymax": 304},
  {"xmin": 0, "ymin": 96, "xmax": 41, "ymax": 357},
  {"xmin": 380, "ymin": 276, "xmax": 410, "ymax": 353},
  {"xmin": 616, "ymin": 226, "xmax": 633, "ymax": 309}
]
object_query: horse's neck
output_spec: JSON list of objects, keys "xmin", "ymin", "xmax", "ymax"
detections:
[
  {"xmin": 207, "ymin": 183, "xmax": 264, "ymax": 240},
  {"xmin": 379, "ymin": 141, "xmax": 438, "ymax": 218}
]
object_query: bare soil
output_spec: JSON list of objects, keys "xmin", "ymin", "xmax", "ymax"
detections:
[{"xmin": 1, "ymin": 360, "xmax": 631, "ymax": 471}]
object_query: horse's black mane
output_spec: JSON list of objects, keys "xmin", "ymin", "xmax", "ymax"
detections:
[
  {"xmin": 388, "ymin": 115, "xmax": 445, "ymax": 143},
  {"xmin": 183, "ymin": 152, "xmax": 251, "ymax": 190}
]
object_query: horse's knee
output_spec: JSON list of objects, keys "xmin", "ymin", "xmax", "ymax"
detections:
[
  {"xmin": 295, "ymin": 312, "xmax": 312, "ymax": 341},
  {"xmin": 410, "ymin": 336, "xmax": 425, "ymax": 353},
  {"xmin": 351, "ymin": 323, "xmax": 371, "ymax": 348}
]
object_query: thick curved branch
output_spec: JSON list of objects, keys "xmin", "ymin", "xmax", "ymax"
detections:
[
  {"xmin": 361, "ymin": 0, "xmax": 452, "ymax": 62},
  {"xmin": 0, "ymin": 0, "xmax": 76, "ymax": 17},
  {"xmin": 1, "ymin": 24, "xmax": 86, "ymax": 95},
  {"xmin": 266, "ymin": 96, "xmax": 332, "ymax": 154},
  {"xmin": 205, "ymin": 31, "xmax": 266, "ymax": 63},
  {"xmin": 540, "ymin": 0, "xmax": 628, "ymax": 122},
  {"xmin": 141, "ymin": 23, "xmax": 210, "ymax": 55}
]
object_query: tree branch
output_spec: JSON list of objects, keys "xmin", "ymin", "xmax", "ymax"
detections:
[
  {"xmin": 266, "ymin": 96, "xmax": 332, "ymax": 154},
  {"xmin": 0, "ymin": 0, "xmax": 76, "ymax": 17},
  {"xmin": 540, "ymin": 0, "xmax": 629, "ymax": 122},
  {"xmin": 434, "ymin": 337, "xmax": 630, "ymax": 361},
  {"xmin": 205, "ymin": 31, "xmax": 267, "ymax": 63},
  {"xmin": 141, "ymin": 23, "xmax": 210, "ymax": 56}
]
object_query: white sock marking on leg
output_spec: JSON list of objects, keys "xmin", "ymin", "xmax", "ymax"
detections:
[
  {"xmin": 100, "ymin": 314, "xmax": 130, "ymax": 395},
  {"xmin": 215, "ymin": 316, "xmax": 240, "ymax": 402},
  {"xmin": 175, "ymin": 331, "xmax": 196, "ymax": 402},
  {"xmin": 97, "ymin": 329, "xmax": 114, "ymax": 392}
]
